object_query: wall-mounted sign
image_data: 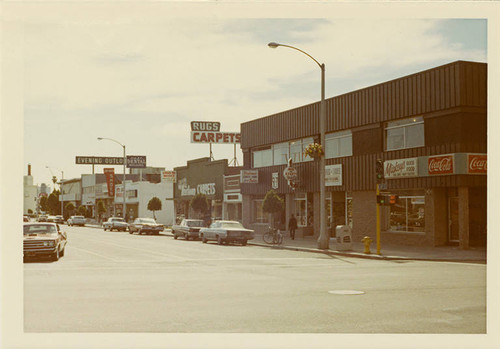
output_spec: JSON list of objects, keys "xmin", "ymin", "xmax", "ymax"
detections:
[
  {"xmin": 191, "ymin": 131, "xmax": 241, "ymax": 144},
  {"xmin": 127, "ymin": 155, "xmax": 146, "ymax": 168},
  {"xmin": 197, "ymin": 183, "xmax": 216, "ymax": 196},
  {"xmin": 103, "ymin": 168, "xmax": 115, "ymax": 197},
  {"xmin": 325, "ymin": 164, "xmax": 342, "ymax": 186},
  {"xmin": 272, "ymin": 172, "xmax": 279, "ymax": 189},
  {"xmin": 283, "ymin": 166, "xmax": 298, "ymax": 181},
  {"xmin": 241, "ymin": 170, "xmax": 258, "ymax": 184},
  {"xmin": 190, "ymin": 121, "xmax": 221, "ymax": 132},
  {"xmin": 428, "ymin": 154, "xmax": 454, "ymax": 175},
  {"xmin": 467, "ymin": 154, "xmax": 487, "ymax": 174},
  {"xmin": 162, "ymin": 170, "xmax": 177, "ymax": 183},
  {"xmin": 384, "ymin": 157, "xmax": 418, "ymax": 178}
]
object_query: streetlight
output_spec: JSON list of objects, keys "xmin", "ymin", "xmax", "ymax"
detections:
[
  {"xmin": 97, "ymin": 137, "xmax": 126, "ymax": 219},
  {"xmin": 268, "ymin": 41, "xmax": 328, "ymax": 249},
  {"xmin": 46, "ymin": 166, "xmax": 64, "ymax": 219}
]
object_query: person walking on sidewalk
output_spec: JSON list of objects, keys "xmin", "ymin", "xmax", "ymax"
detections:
[{"xmin": 288, "ymin": 214, "xmax": 297, "ymax": 240}]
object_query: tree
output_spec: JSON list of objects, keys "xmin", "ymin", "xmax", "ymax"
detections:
[
  {"xmin": 190, "ymin": 194, "xmax": 209, "ymax": 219},
  {"xmin": 262, "ymin": 190, "xmax": 284, "ymax": 228},
  {"xmin": 77, "ymin": 205, "xmax": 87, "ymax": 216},
  {"xmin": 39, "ymin": 196, "xmax": 48, "ymax": 213},
  {"xmin": 147, "ymin": 197, "xmax": 162, "ymax": 220},
  {"xmin": 65, "ymin": 202, "xmax": 75, "ymax": 220},
  {"xmin": 47, "ymin": 191, "xmax": 61, "ymax": 215},
  {"xmin": 96, "ymin": 200, "xmax": 107, "ymax": 222}
]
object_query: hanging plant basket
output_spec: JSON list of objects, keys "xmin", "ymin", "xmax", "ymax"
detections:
[{"xmin": 304, "ymin": 143, "xmax": 324, "ymax": 159}]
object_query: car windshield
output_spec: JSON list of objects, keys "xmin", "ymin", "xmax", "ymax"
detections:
[
  {"xmin": 219, "ymin": 222, "xmax": 244, "ymax": 229},
  {"xmin": 140, "ymin": 218, "xmax": 156, "ymax": 224},
  {"xmin": 112, "ymin": 218, "xmax": 124, "ymax": 222},
  {"xmin": 24, "ymin": 224, "xmax": 57, "ymax": 234},
  {"xmin": 186, "ymin": 220, "xmax": 204, "ymax": 227},
  {"xmin": 73, "ymin": 216, "xmax": 84, "ymax": 219}
]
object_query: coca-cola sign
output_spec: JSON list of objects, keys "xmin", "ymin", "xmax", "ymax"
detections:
[
  {"xmin": 384, "ymin": 158, "xmax": 418, "ymax": 178},
  {"xmin": 428, "ymin": 155, "xmax": 454, "ymax": 175},
  {"xmin": 467, "ymin": 154, "xmax": 487, "ymax": 174}
]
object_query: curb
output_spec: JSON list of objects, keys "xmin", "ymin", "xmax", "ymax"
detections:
[{"xmin": 82, "ymin": 225, "xmax": 485, "ymax": 264}]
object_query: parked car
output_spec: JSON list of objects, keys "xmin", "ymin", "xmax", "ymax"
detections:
[
  {"xmin": 67, "ymin": 215, "xmax": 86, "ymax": 226},
  {"xmin": 199, "ymin": 220, "xmax": 254, "ymax": 246},
  {"xmin": 23, "ymin": 222, "xmax": 67, "ymax": 261},
  {"xmin": 54, "ymin": 215, "xmax": 65, "ymax": 224},
  {"xmin": 38, "ymin": 215, "xmax": 48, "ymax": 222},
  {"xmin": 172, "ymin": 219, "xmax": 206, "ymax": 240},
  {"xmin": 128, "ymin": 218, "xmax": 164, "ymax": 235},
  {"xmin": 103, "ymin": 217, "xmax": 129, "ymax": 232}
]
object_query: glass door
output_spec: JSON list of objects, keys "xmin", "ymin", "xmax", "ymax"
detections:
[{"xmin": 448, "ymin": 197, "xmax": 459, "ymax": 243}]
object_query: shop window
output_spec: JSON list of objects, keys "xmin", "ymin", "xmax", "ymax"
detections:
[
  {"xmin": 273, "ymin": 142, "xmax": 289, "ymax": 166},
  {"xmin": 388, "ymin": 196, "xmax": 425, "ymax": 232},
  {"xmin": 293, "ymin": 193, "xmax": 308, "ymax": 227},
  {"xmin": 325, "ymin": 130, "xmax": 352, "ymax": 158},
  {"xmin": 385, "ymin": 116, "xmax": 424, "ymax": 151},
  {"xmin": 253, "ymin": 148, "xmax": 272, "ymax": 168}
]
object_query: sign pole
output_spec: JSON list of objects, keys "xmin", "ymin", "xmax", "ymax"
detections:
[{"xmin": 376, "ymin": 183, "xmax": 381, "ymax": 255}]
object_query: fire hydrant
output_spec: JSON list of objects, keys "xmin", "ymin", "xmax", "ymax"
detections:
[{"xmin": 362, "ymin": 236, "xmax": 372, "ymax": 254}]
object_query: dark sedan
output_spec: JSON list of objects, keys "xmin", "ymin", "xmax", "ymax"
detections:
[
  {"xmin": 128, "ymin": 218, "xmax": 164, "ymax": 235},
  {"xmin": 172, "ymin": 219, "xmax": 206, "ymax": 240}
]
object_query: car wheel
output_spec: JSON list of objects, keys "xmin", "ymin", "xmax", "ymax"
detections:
[
  {"xmin": 174, "ymin": 235, "xmax": 178, "ymax": 239},
  {"xmin": 217, "ymin": 236, "xmax": 223, "ymax": 245},
  {"xmin": 185, "ymin": 234, "xmax": 190, "ymax": 241},
  {"xmin": 129, "ymin": 229, "xmax": 133, "ymax": 234},
  {"xmin": 202, "ymin": 235, "xmax": 207, "ymax": 243},
  {"xmin": 60, "ymin": 247, "xmax": 65, "ymax": 257},
  {"xmin": 241, "ymin": 240, "xmax": 247, "ymax": 246},
  {"xmin": 103, "ymin": 227, "xmax": 107, "ymax": 231}
]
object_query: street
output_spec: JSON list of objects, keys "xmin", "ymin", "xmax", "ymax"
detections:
[{"xmin": 24, "ymin": 225, "xmax": 486, "ymax": 333}]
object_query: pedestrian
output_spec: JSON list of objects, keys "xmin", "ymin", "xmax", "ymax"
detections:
[{"xmin": 288, "ymin": 214, "xmax": 297, "ymax": 240}]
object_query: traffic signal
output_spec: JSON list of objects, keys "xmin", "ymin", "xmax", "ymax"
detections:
[
  {"xmin": 389, "ymin": 195, "xmax": 399, "ymax": 205},
  {"xmin": 376, "ymin": 159, "xmax": 384, "ymax": 183},
  {"xmin": 376, "ymin": 195, "xmax": 387, "ymax": 205}
]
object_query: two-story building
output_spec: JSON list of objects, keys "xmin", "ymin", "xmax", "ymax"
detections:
[{"xmin": 240, "ymin": 61, "xmax": 486, "ymax": 249}]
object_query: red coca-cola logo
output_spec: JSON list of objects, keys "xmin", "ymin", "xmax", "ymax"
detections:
[
  {"xmin": 428, "ymin": 155, "xmax": 454, "ymax": 175},
  {"xmin": 468, "ymin": 155, "xmax": 487, "ymax": 174}
]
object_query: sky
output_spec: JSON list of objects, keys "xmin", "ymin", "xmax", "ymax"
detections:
[{"xmin": 19, "ymin": 9, "xmax": 488, "ymax": 188}]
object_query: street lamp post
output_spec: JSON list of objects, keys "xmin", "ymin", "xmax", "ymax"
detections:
[
  {"xmin": 268, "ymin": 42, "xmax": 329, "ymax": 249},
  {"xmin": 46, "ymin": 166, "xmax": 64, "ymax": 219},
  {"xmin": 98, "ymin": 137, "xmax": 126, "ymax": 219}
]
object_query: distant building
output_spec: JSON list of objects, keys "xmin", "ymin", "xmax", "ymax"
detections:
[{"xmin": 23, "ymin": 164, "xmax": 38, "ymax": 215}]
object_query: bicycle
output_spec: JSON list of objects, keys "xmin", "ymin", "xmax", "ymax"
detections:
[{"xmin": 263, "ymin": 227, "xmax": 284, "ymax": 245}]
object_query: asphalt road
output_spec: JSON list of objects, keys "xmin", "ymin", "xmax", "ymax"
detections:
[{"xmin": 24, "ymin": 225, "xmax": 486, "ymax": 334}]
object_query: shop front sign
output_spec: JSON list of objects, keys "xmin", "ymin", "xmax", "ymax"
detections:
[
  {"xmin": 191, "ymin": 132, "xmax": 241, "ymax": 144},
  {"xmin": 384, "ymin": 157, "xmax": 418, "ymax": 178},
  {"xmin": 283, "ymin": 166, "xmax": 298, "ymax": 181},
  {"xmin": 197, "ymin": 183, "xmax": 216, "ymax": 196},
  {"xmin": 103, "ymin": 168, "xmax": 115, "ymax": 197},
  {"xmin": 325, "ymin": 164, "xmax": 342, "ymax": 186},
  {"xmin": 178, "ymin": 178, "xmax": 216, "ymax": 196},
  {"xmin": 272, "ymin": 172, "xmax": 279, "ymax": 189},
  {"xmin": 126, "ymin": 155, "xmax": 146, "ymax": 168},
  {"xmin": 428, "ymin": 154, "xmax": 454, "ymax": 175},
  {"xmin": 162, "ymin": 170, "xmax": 177, "ymax": 183},
  {"xmin": 241, "ymin": 170, "xmax": 258, "ymax": 184},
  {"xmin": 467, "ymin": 154, "xmax": 487, "ymax": 174}
]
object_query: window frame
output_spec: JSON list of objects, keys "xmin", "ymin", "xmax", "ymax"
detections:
[
  {"xmin": 385, "ymin": 116, "xmax": 425, "ymax": 151},
  {"xmin": 325, "ymin": 130, "xmax": 353, "ymax": 159}
]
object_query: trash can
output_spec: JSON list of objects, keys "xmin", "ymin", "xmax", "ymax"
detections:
[{"xmin": 335, "ymin": 225, "xmax": 352, "ymax": 251}]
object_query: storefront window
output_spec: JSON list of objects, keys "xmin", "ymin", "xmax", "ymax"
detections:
[
  {"xmin": 385, "ymin": 116, "xmax": 424, "ymax": 151},
  {"xmin": 253, "ymin": 199, "xmax": 266, "ymax": 223},
  {"xmin": 325, "ymin": 130, "xmax": 352, "ymax": 158},
  {"xmin": 388, "ymin": 196, "xmax": 425, "ymax": 232},
  {"xmin": 293, "ymin": 193, "xmax": 307, "ymax": 227},
  {"xmin": 253, "ymin": 148, "xmax": 272, "ymax": 168},
  {"xmin": 273, "ymin": 142, "xmax": 289, "ymax": 165}
]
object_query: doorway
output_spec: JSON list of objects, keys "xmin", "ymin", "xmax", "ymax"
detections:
[{"xmin": 448, "ymin": 197, "xmax": 459, "ymax": 243}]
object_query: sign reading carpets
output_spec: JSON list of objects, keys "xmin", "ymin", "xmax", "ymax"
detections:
[
  {"xmin": 325, "ymin": 164, "xmax": 342, "ymax": 186},
  {"xmin": 240, "ymin": 170, "xmax": 259, "ymax": 184},
  {"xmin": 384, "ymin": 157, "xmax": 418, "ymax": 178},
  {"xmin": 190, "ymin": 121, "xmax": 240, "ymax": 144},
  {"xmin": 103, "ymin": 168, "xmax": 115, "ymax": 197}
]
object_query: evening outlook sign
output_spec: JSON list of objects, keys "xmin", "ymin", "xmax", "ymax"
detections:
[{"xmin": 76, "ymin": 156, "xmax": 146, "ymax": 168}]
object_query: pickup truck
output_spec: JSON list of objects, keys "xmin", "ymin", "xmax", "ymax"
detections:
[
  {"xmin": 103, "ymin": 217, "xmax": 128, "ymax": 232},
  {"xmin": 172, "ymin": 219, "xmax": 206, "ymax": 240}
]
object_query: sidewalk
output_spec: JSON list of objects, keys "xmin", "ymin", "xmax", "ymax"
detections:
[
  {"xmin": 84, "ymin": 224, "xmax": 486, "ymax": 263},
  {"xmin": 249, "ymin": 233, "xmax": 486, "ymax": 263}
]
